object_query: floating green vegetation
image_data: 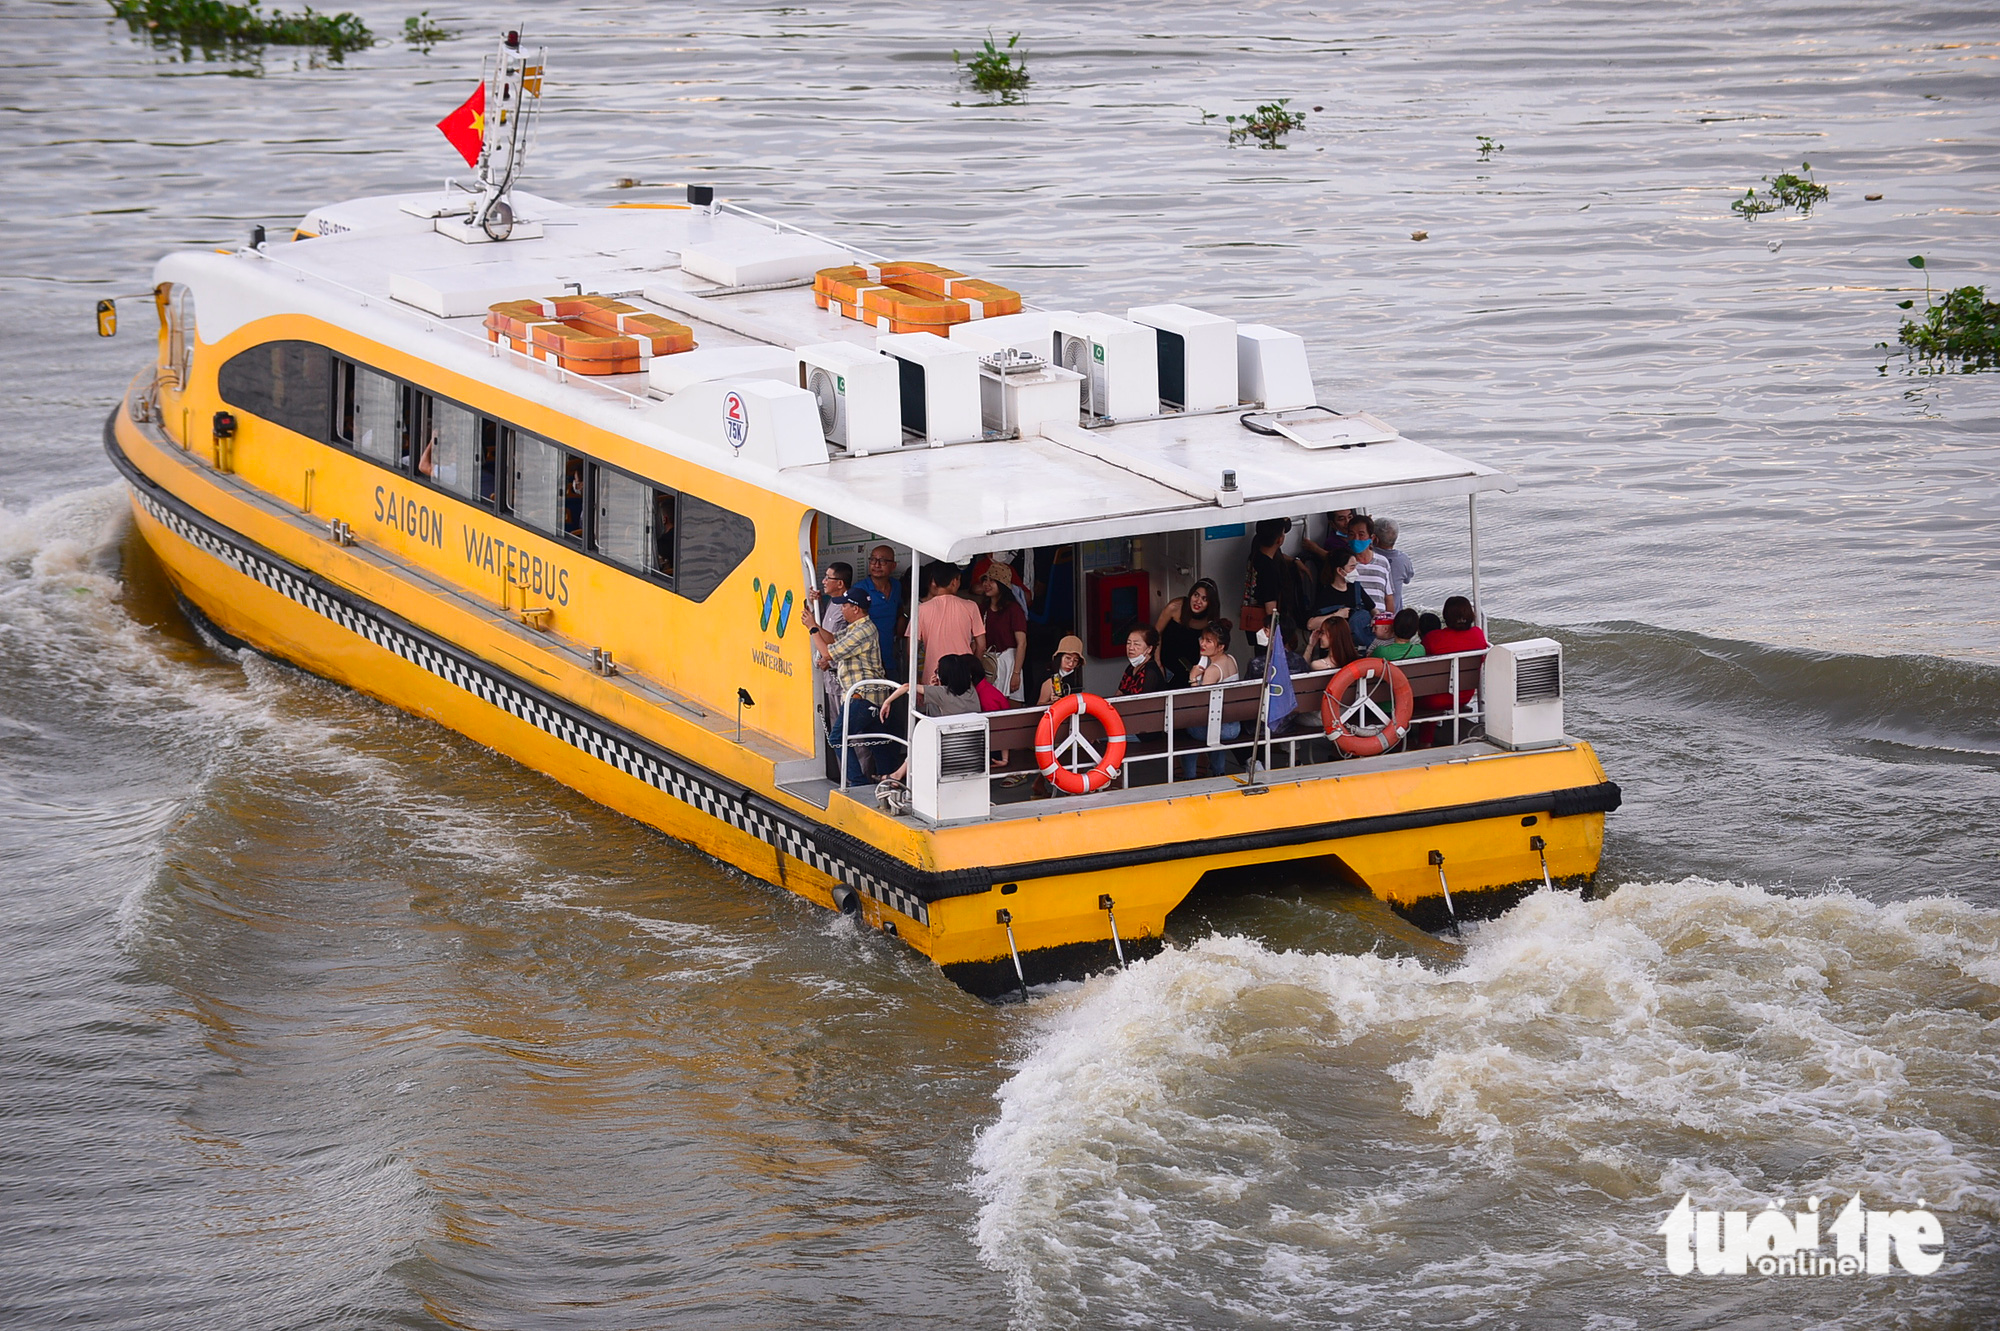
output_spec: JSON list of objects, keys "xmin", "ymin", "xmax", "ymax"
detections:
[
  {"xmin": 954, "ymin": 32, "xmax": 1029, "ymax": 100},
  {"xmin": 1732, "ymin": 160, "xmax": 1829, "ymax": 219},
  {"xmin": 1222, "ymin": 99, "xmax": 1306, "ymax": 149},
  {"xmin": 109, "ymin": 0, "xmax": 372, "ymax": 59},
  {"xmin": 1476, "ymin": 134, "xmax": 1503, "ymax": 160},
  {"xmin": 403, "ymin": 10, "xmax": 453, "ymax": 51},
  {"xmin": 1892, "ymin": 257, "xmax": 2000, "ymax": 373}
]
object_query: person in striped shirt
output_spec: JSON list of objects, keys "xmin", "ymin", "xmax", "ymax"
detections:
[{"xmin": 1346, "ymin": 515, "xmax": 1396, "ymax": 626}]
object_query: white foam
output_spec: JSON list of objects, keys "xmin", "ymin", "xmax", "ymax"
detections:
[{"xmin": 971, "ymin": 879, "xmax": 2000, "ymax": 1326}]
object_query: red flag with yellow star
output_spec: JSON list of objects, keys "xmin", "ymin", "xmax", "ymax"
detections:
[{"xmin": 436, "ymin": 83, "xmax": 485, "ymax": 167}]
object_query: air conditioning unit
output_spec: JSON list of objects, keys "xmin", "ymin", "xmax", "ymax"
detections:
[
  {"xmin": 1127, "ymin": 304, "xmax": 1238, "ymax": 411},
  {"xmin": 1049, "ymin": 312, "xmax": 1160, "ymax": 421},
  {"xmin": 949, "ymin": 310, "xmax": 1073, "ymax": 358},
  {"xmin": 910, "ymin": 712, "xmax": 991, "ymax": 822},
  {"xmin": 1236, "ymin": 323, "xmax": 1316, "ymax": 410},
  {"xmin": 875, "ymin": 332, "xmax": 982, "ymax": 445},
  {"xmin": 1483, "ymin": 638, "xmax": 1565, "ymax": 750},
  {"xmin": 795, "ymin": 342, "xmax": 901, "ymax": 455}
]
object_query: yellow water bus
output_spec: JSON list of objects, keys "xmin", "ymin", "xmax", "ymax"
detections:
[{"xmin": 104, "ymin": 38, "xmax": 1617, "ymax": 996}]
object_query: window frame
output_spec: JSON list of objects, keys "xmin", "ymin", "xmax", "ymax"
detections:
[{"xmin": 588, "ymin": 457, "xmax": 680, "ymax": 591}]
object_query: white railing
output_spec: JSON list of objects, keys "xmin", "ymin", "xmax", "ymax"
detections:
[
  {"xmin": 835, "ymin": 676, "xmax": 908, "ymax": 790},
  {"xmin": 829, "ymin": 649, "xmax": 1486, "ymax": 803}
]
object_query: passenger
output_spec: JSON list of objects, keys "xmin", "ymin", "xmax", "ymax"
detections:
[
  {"xmin": 915, "ymin": 560, "xmax": 986, "ymax": 683},
  {"xmin": 863, "ymin": 544, "xmax": 907, "ymax": 676},
  {"xmin": 972, "ymin": 551, "xmax": 1030, "ymax": 612},
  {"xmin": 1302, "ymin": 508, "xmax": 1358, "ymax": 562},
  {"xmin": 1346, "ymin": 514, "xmax": 1396, "ymax": 620},
  {"xmin": 816, "ymin": 562, "xmax": 856, "ymax": 637},
  {"xmin": 1179, "ymin": 624, "xmax": 1241, "ymax": 780},
  {"xmin": 1118, "ymin": 625, "xmax": 1172, "ymax": 695},
  {"xmin": 1308, "ymin": 548, "xmax": 1376, "ymax": 651},
  {"xmin": 1036, "ymin": 635, "xmax": 1087, "ymax": 706},
  {"xmin": 1155, "ymin": 577, "xmax": 1225, "ymax": 684},
  {"xmin": 975, "ymin": 563, "xmax": 1029, "ymax": 701},
  {"xmin": 972, "ymin": 655, "xmax": 1013, "ymax": 713},
  {"xmin": 1247, "ymin": 623, "xmax": 1309, "ymax": 680},
  {"xmin": 1417, "ymin": 610, "xmax": 1443, "ymax": 638},
  {"xmin": 1375, "ymin": 518, "xmax": 1415, "ymax": 610},
  {"xmin": 1370, "ymin": 608, "xmax": 1427, "ymax": 662},
  {"xmin": 1306, "ymin": 617, "xmax": 1361, "ymax": 673},
  {"xmin": 873, "ymin": 653, "xmax": 986, "ymax": 790},
  {"xmin": 808, "ymin": 593, "xmax": 888, "ymax": 787},
  {"xmin": 1419, "ymin": 595, "xmax": 1489, "ymax": 717},
  {"xmin": 1246, "ymin": 518, "xmax": 1295, "ymax": 630},
  {"xmin": 563, "ymin": 458, "xmax": 586, "ymax": 540}
]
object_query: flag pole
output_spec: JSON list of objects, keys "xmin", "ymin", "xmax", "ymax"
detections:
[{"xmin": 1248, "ymin": 615, "xmax": 1275, "ymax": 788}]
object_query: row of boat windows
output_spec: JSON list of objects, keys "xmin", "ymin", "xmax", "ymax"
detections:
[{"xmin": 215, "ymin": 340, "xmax": 754, "ymax": 602}]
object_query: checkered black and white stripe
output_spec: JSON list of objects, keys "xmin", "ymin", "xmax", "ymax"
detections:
[{"xmin": 136, "ymin": 488, "xmax": 931, "ymax": 926}]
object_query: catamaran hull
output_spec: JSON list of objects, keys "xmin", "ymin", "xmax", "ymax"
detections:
[{"xmin": 110, "ymin": 400, "xmax": 1616, "ymax": 999}]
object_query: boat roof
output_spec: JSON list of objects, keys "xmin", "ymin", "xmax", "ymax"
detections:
[{"xmin": 166, "ymin": 190, "xmax": 1515, "ymax": 561}]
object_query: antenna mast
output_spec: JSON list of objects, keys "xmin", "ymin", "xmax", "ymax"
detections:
[{"xmin": 471, "ymin": 27, "xmax": 546, "ymax": 241}]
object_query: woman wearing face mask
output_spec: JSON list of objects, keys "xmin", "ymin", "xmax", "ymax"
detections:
[
  {"xmin": 1309, "ymin": 548, "xmax": 1376, "ymax": 651},
  {"xmin": 1155, "ymin": 577, "xmax": 1224, "ymax": 684},
  {"xmin": 1118, "ymin": 625, "xmax": 1171, "ymax": 695}
]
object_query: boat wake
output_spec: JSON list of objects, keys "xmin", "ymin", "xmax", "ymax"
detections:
[{"xmin": 971, "ymin": 879, "xmax": 2000, "ymax": 1328}]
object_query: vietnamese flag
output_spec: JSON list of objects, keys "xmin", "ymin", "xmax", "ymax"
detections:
[{"xmin": 436, "ymin": 83, "xmax": 485, "ymax": 167}]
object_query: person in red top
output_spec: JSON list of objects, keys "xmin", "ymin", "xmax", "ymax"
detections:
[
  {"xmin": 974, "ymin": 563, "xmax": 1029, "ymax": 700},
  {"xmin": 1417, "ymin": 595, "xmax": 1489, "ymax": 736}
]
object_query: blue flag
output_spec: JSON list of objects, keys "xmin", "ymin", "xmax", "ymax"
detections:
[{"xmin": 1264, "ymin": 617, "xmax": 1296, "ymax": 728}]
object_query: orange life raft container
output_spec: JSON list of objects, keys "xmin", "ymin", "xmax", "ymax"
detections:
[
  {"xmin": 813, "ymin": 262, "xmax": 1022, "ymax": 335},
  {"xmin": 485, "ymin": 296, "xmax": 696, "ymax": 376}
]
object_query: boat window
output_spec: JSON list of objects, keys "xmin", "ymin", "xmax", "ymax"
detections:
[
  {"xmin": 508, "ymin": 428, "xmax": 565, "ymax": 536},
  {"xmin": 216, "ymin": 340, "xmax": 332, "ymax": 442},
  {"xmin": 592, "ymin": 464, "xmax": 676, "ymax": 586},
  {"xmin": 676, "ymin": 493, "xmax": 755, "ymax": 603},
  {"xmin": 166, "ymin": 284, "xmax": 195, "ymax": 388},
  {"xmin": 335, "ymin": 362, "xmax": 401, "ymax": 466},
  {"xmin": 396, "ymin": 385, "xmax": 427, "ymax": 471},
  {"xmin": 422, "ymin": 398, "xmax": 480, "ymax": 499},
  {"xmin": 477, "ymin": 418, "xmax": 500, "ymax": 506},
  {"xmin": 562, "ymin": 453, "xmax": 586, "ymax": 544}
]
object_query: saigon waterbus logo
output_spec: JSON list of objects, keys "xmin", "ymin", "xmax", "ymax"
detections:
[{"xmin": 1658, "ymin": 1194, "xmax": 1944, "ymax": 1277}]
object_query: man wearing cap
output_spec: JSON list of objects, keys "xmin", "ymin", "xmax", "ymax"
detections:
[{"xmin": 810, "ymin": 594, "xmax": 888, "ymax": 785}]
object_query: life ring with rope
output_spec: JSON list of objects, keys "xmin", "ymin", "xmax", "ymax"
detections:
[
  {"xmin": 1034, "ymin": 692, "xmax": 1128, "ymax": 795},
  {"xmin": 1320, "ymin": 658, "xmax": 1415, "ymax": 757}
]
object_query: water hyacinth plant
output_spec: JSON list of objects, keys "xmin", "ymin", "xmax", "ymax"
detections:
[
  {"xmin": 109, "ymin": 0, "xmax": 372, "ymax": 58},
  {"xmin": 1732, "ymin": 160, "xmax": 1830, "ymax": 219},
  {"xmin": 1225, "ymin": 99, "xmax": 1306, "ymax": 148},
  {"xmin": 1894, "ymin": 257, "xmax": 1999, "ymax": 373},
  {"xmin": 403, "ymin": 10, "xmax": 453, "ymax": 51},
  {"xmin": 955, "ymin": 32, "xmax": 1030, "ymax": 100},
  {"xmin": 1477, "ymin": 134, "xmax": 1504, "ymax": 160}
]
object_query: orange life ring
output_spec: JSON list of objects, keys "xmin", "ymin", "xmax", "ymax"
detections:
[
  {"xmin": 1034, "ymin": 692, "xmax": 1128, "ymax": 794},
  {"xmin": 1320, "ymin": 658, "xmax": 1414, "ymax": 757}
]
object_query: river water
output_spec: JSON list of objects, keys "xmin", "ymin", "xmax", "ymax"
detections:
[{"xmin": 3, "ymin": 1, "xmax": 1998, "ymax": 1326}]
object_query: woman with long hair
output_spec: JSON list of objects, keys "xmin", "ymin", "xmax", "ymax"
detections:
[
  {"xmin": 1309, "ymin": 547, "xmax": 1376, "ymax": 650},
  {"xmin": 1156, "ymin": 577, "xmax": 1224, "ymax": 683}
]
